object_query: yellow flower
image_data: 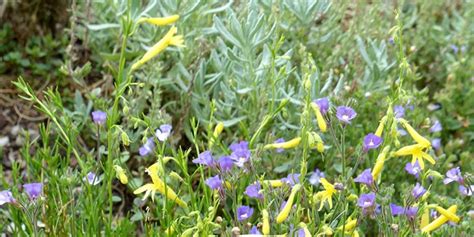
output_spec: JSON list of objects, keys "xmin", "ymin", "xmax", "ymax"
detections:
[
  {"xmin": 338, "ymin": 217, "xmax": 357, "ymax": 232},
  {"xmin": 262, "ymin": 209, "xmax": 270, "ymax": 235},
  {"xmin": 308, "ymin": 132, "xmax": 324, "ymax": 153},
  {"xmin": 276, "ymin": 184, "xmax": 301, "ymax": 223},
  {"xmin": 113, "ymin": 165, "xmax": 128, "ymax": 184},
  {"xmin": 426, "ymin": 204, "xmax": 461, "ymax": 223},
  {"xmin": 371, "ymin": 146, "xmax": 390, "ymax": 181},
  {"xmin": 213, "ymin": 122, "xmax": 225, "ymax": 137},
  {"xmin": 264, "ymin": 137, "xmax": 301, "ymax": 149},
  {"xmin": 263, "ymin": 180, "xmax": 284, "ymax": 188},
  {"xmin": 421, "ymin": 205, "xmax": 458, "ymax": 233},
  {"xmin": 133, "ymin": 163, "xmax": 187, "ymax": 208},
  {"xmin": 317, "ymin": 225, "xmax": 333, "ymax": 236},
  {"xmin": 420, "ymin": 208, "xmax": 430, "ymax": 229},
  {"xmin": 137, "ymin": 15, "xmax": 180, "ymax": 26},
  {"xmin": 314, "ymin": 178, "xmax": 337, "ymax": 211},
  {"xmin": 393, "ymin": 144, "xmax": 435, "ymax": 169},
  {"xmin": 399, "ymin": 119, "xmax": 431, "ymax": 148},
  {"xmin": 374, "ymin": 116, "xmax": 387, "ymax": 137},
  {"xmin": 131, "ymin": 26, "xmax": 184, "ymax": 71},
  {"xmin": 311, "ymin": 103, "xmax": 327, "ymax": 132}
]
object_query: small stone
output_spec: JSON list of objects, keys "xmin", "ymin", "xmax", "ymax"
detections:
[
  {"xmin": 10, "ymin": 125, "xmax": 21, "ymax": 136},
  {"xmin": 0, "ymin": 136, "xmax": 9, "ymax": 147}
]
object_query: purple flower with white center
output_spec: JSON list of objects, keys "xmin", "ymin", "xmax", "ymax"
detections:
[
  {"xmin": 298, "ymin": 229, "xmax": 306, "ymax": 237},
  {"xmin": 394, "ymin": 105, "xmax": 405, "ymax": 118},
  {"xmin": 155, "ymin": 124, "xmax": 172, "ymax": 142},
  {"xmin": 0, "ymin": 190, "xmax": 15, "ymax": 205},
  {"xmin": 274, "ymin": 138, "xmax": 285, "ymax": 153},
  {"xmin": 430, "ymin": 120, "xmax": 442, "ymax": 133},
  {"xmin": 406, "ymin": 206, "xmax": 418, "ymax": 219},
  {"xmin": 244, "ymin": 182, "xmax": 263, "ymax": 199},
  {"xmin": 91, "ymin": 110, "xmax": 107, "ymax": 125},
  {"xmin": 354, "ymin": 169, "xmax": 374, "ymax": 187},
  {"xmin": 363, "ymin": 133, "xmax": 383, "ymax": 151},
  {"xmin": 84, "ymin": 172, "xmax": 101, "ymax": 185},
  {"xmin": 357, "ymin": 192, "xmax": 376, "ymax": 216},
  {"xmin": 405, "ymin": 161, "xmax": 422, "ymax": 178},
  {"xmin": 205, "ymin": 175, "xmax": 223, "ymax": 190},
  {"xmin": 139, "ymin": 138, "xmax": 155, "ymax": 156},
  {"xmin": 336, "ymin": 106, "xmax": 357, "ymax": 124},
  {"xmin": 397, "ymin": 127, "xmax": 407, "ymax": 136},
  {"xmin": 432, "ymin": 138, "xmax": 441, "ymax": 150},
  {"xmin": 192, "ymin": 151, "xmax": 215, "ymax": 167},
  {"xmin": 444, "ymin": 167, "xmax": 464, "ymax": 185},
  {"xmin": 388, "ymin": 37, "xmax": 395, "ymax": 44},
  {"xmin": 23, "ymin": 183, "xmax": 43, "ymax": 200},
  {"xmin": 282, "ymin": 173, "xmax": 300, "ymax": 187},
  {"xmin": 218, "ymin": 156, "xmax": 234, "ymax": 172},
  {"xmin": 412, "ymin": 183, "xmax": 426, "ymax": 199},
  {"xmin": 250, "ymin": 226, "xmax": 261, "ymax": 235},
  {"xmin": 390, "ymin": 203, "xmax": 405, "ymax": 216},
  {"xmin": 229, "ymin": 141, "xmax": 251, "ymax": 167},
  {"xmin": 309, "ymin": 169, "xmax": 325, "ymax": 186},
  {"xmin": 237, "ymin": 205, "xmax": 254, "ymax": 221},
  {"xmin": 459, "ymin": 185, "xmax": 473, "ymax": 196},
  {"xmin": 450, "ymin": 44, "xmax": 459, "ymax": 53},
  {"xmin": 314, "ymin": 97, "xmax": 330, "ymax": 115}
]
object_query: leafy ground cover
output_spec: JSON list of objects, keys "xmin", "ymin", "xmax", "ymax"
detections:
[{"xmin": 0, "ymin": 0, "xmax": 473, "ymax": 236}]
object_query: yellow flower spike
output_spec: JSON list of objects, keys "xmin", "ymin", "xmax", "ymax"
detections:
[
  {"xmin": 375, "ymin": 116, "xmax": 387, "ymax": 137},
  {"xmin": 308, "ymin": 132, "xmax": 324, "ymax": 153},
  {"xmin": 262, "ymin": 209, "xmax": 270, "ymax": 235},
  {"xmin": 213, "ymin": 122, "xmax": 225, "ymax": 137},
  {"xmin": 113, "ymin": 165, "xmax": 128, "ymax": 184},
  {"xmin": 317, "ymin": 225, "xmax": 333, "ymax": 236},
  {"xmin": 137, "ymin": 15, "xmax": 180, "ymax": 26},
  {"xmin": 315, "ymin": 178, "xmax": 337, "ymax": 211},
  {"xmin": 264, "ymin": 137, "xmax": 301, "ymax": 149},
  {"xmin": 421, "ymin": 205, "xmax": 458, "ymax": 233},
  {"xmin": 420, "ymin": 208, "xmax": 430, "ymax": 229},
  {"xmin": 263, "ymin": 180, "xmax": 284, "ymax": 188},
  {"xmin": 298, "ymin": 223, "xmax": 312, "ymax": 237},
  {"xmin": 276, "ymin": 184, "xmax": 302, "ymax": 223},
  {"xmin": 399, "ymin": 119, "xmax": 431, "ymax": 148},
  {"xmin": 372, "ymin": 146, "xmax": 390, "ymax": 181},
  {"xmin": 338, "ymin": 217, "xmax": 357, "ymax": 232},
  {"xmin": 311, "ymin": 103, "xmax": 327, "ymax": 132},
  {"xmin": 432, "ymin": 205, "xmax": 460, "ymax": 223},
  {"xmin": 393, "ymin": 144, "xmax": 435, "ymax": 169}
]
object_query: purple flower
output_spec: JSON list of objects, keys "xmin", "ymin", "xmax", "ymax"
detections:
[
  {"xmin": 357, "ymin": 192, "xmax": 376, "ymax": 216},
  {"xmin": 91, "ymin": 110, "xmax": 107, "ymax": 125},
  {"xmin": 192, "ymin": 151, "xmax": 215, "ymax": 167},
  {"xmin": 0, "ymin": 190, "xmax": 15, "ymax": 205},
  {"xmin": 229, "ymin": 141, "xmax": 251, "ymax": 167},
  {"xmin": 336, "ymin": 106, "xmax": 357, "ymax": 124},
  {"xmin": 314, "ymin": 97, "xmax": 330, "ymax": 115},
  {"xmin": 412, "ymin": 183, "xmax": 426, "ymax": 199},
  {"xmin": 363, "ymin": 133, "xmax": 383, "ymax": 151},
  {"xmin": 459, "ymin": 185, "xmax": 473, "ymax": 196},
  {"xmin": 309, "ymin": 169, "xmax": 325, "ymax": 186},
  {"xmin": 432, "ymin": 138, "xmax": 441, "ymax": 150},
  {"xmin": 450, "ymin": 44, "xmax": 459, "ymax": 54},
  {"xmin": 430, "ymin": 120, "xmax": 442, "ymax": 133},
  {"xmin": 237, "ymin": 205, "xmax": 254, "ymax": 221},
  {"xmin": 390, "ymin": 203, "xmax": 405, "ymax": 216},
  {"xmin": 388, "ymin": 37, "xmax": 395, "ymax": 45},
  {"xmin": 405, "ymin": 161, "xmax": 422, "ymax": 178},
  {"xmin": 23, "ymin": 183, "xmax": 43, "ymax": 200},
  {"xmin": 155, "ymin": 124, "xmax": 172, "ymax": 142},
  {"xmin": 397, "ymin": 127, "xmax": 407, "ymax": 136},
  {"xmin": 84, "ymin": 172, "xmax": 101, "ymax": 185},
  {"xmin": 354, "ymin": 169, "xmax": 374, "ymax": 187},
  {"xmin": 298, "ymin": 229, "xmax": 306, "ymax": 237},
  {"xmin": 218, "ymin": 156, "xmax": 234, "ymax": 172},
  {"xmin": 244, "ymin": 182, "xmax": 263, "ymax": 199},
  {"xmin": 274, "ymin": 138, "xmax": 285, "ymax": 153},
  {"xmin": 139, "ymin": 138, "xmax": 155, "ymax": 156},
  {"xmin": 250, "ymin": 226, "xmax": 261, "ymax": 234},
  {"xmin": 406, "ymin": 206, "xmax": 418, "ymax": 219},
  {"xmin": 444, "ymin": 167, "xmax": 464, "ymax": 185},
  {"xmin": 282, "ymin": 173, "xmax": 301, "ymax": 187},
  {"xmin": 205, "ymin": 175, "xmax": 223, "ymax": 190},
  {"xmin": 394, "ymin": 105, "xmax": 405, "ymax": 118}
]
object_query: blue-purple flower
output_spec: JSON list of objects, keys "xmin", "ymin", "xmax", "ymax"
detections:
[
  {"xmin": 84, "ymin": 172, "xmax": 101, "ymax": 185},
  {"xmin": 298, "ymin": 228, "xmax": 306, "ymax": 237},
  {"xmin": 450, "ymin": 44, "xmax": 459, "ymax": 54},
  {"xmin": 229, "ymin": 141, "xmax": 251, "ymax": 167},
  {"xmin": 354, "ymin": 169, "xmax": 374, "ymax": 187},
  {"xmin": 218, "ymin": 156, "xmax": 234, "ymax": 172},
  {"xmin": 244, "ymin": 182, "xmax": 263, "ymax": 199},
  {"xmin": 192, "ymin": 150, "xmax": 216, "ymax": 167},
  {"xmin": 91, "ymin": 110, "xmax": 107, "ymax": 125},
  {"xmin": 390, "ymin": 203, "xmax": 418, "ymax": 219},
  {"xmin": 394, "ymin": 105, "xmax": 405, "ymax": 118},
  {"xmin": 357, "ymin": 192, "xmax": 376, "ymax": 216},
  {"xmin": 363, "ymin": 133, "xmax": 383, "ymax": 151},
  {"xmin": 412, "ymin": 183, "xmax": 426, "ymax": 199},
  {"xmin": 432, "ymin": 138, "xmax": 441, "ymax": 150},
  {"xmin": 282, "ymin": 173, "xmax": 301, "ymax": 187},
  {"xmin": 249, "ymin": 226, "xmax": 261, "ymax": 234},
  {"xmin": 0, "ymin": 190, "xmax": 15, "ymax": 205},
  {"xmin": 23, "ymin": 183, "xmax": 43, "ymax": 200},
  {"xmin": 139, "ymin": 138, "xmax": 155, "ymax": 156},
  {"xmin": 155, "ymin": 124, "xmax": 172, "ymax": 141},
  {"xmin": 309, "ymin": 169, "xmax": 325, "ymax": 186},
  {"xmin": 274, "ymin": 138, "xmax": 285, "ymax": 153},
  {"xmin": 405, "ymin": 161, "xmax": 422, "ymax": 178},
  {"xmin": 237, "ymin": 205, "xmax": 254, "ymax": 221},
  {"xmin": 459, "ymin": 185, "xmax": 473, "ymax": 196},
  {"xmin": 397, "ymin": 127, "xmax": 407, "ymax": 136},
  {"xmin": 430, "ymin": 120, "xmax": 442, "ymax": 133},
  {"xmin": 314, "ymin": 97, "xmax": 330, "ymax": 115},
  {"xmin": 336, "ymin": 106, "xmax": 357, "ymax": 124},
  {"xmin": 205, "ymin": 175, "xmax": 223, "ymax": 190},
  {"xmin": 444, "ymin": 167, "xmax": 464, "ymax": 185}
]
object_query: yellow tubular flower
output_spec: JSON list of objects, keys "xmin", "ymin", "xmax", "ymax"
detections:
[
  {"xmin": 262, "ymin": 209, "xmax": 270, "ymax": 235},
  {"xmin": 433, "ymin": 205, "xmax": 460, "ymax": 223},
  {"xmin": 276, "ymin": 184, "xmax": 302, "ymax": 223},
  {"xmin": 298, "ymin": 223, "xmax": 312, "ymax": 237},
  {"xmin": 213, "ymin": 122, "xmax": 225, "ymax": 137},
  {"xmin": 311, "ymin": 103, "xmax": 327, "ymax": 132},
  {"xmin": 393, "ymin": 144, "xmax": 435, "ymax": 169},
  {"xmin": 420, "ymin": 208, "xmax": 430, "ymax": 229},
  {"xmin": 372, "ymin": 146, "xmax": 390, "ymax": 181},
  {"xmin": 114, "ymin": 165, "xmax": 128, "ymax": 184},
  {"xmin": 338, "ymin": 217, "xmax": 357, "ymax": 232},
  {"xmin": 137, "ymin": 15, "xmax": 180, "ymax": 26},
  {"xmin": 421, "ymin": 205, "xmax": 458, "ymax": 233},
  {"xmin": 133, "ymin": 163, "xmax": 187, "ymax": 208},
  {"xmin": 264, "ymin": 180, "xmax": 284, "ymax": 188},
  {"xmin": 264, "ymin": 137, "xmax": 301, "ymax": 150},
  {"xmin": 399, "ymin": 119, "xmax": 431, "ymax": 148},
  {"xmin": 314, "ymin": 178, "xmax": 337, "ymax": 211},
  {"xmin": 374, "ymin": 116, "xmax": 387, "ymax": 137}
]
